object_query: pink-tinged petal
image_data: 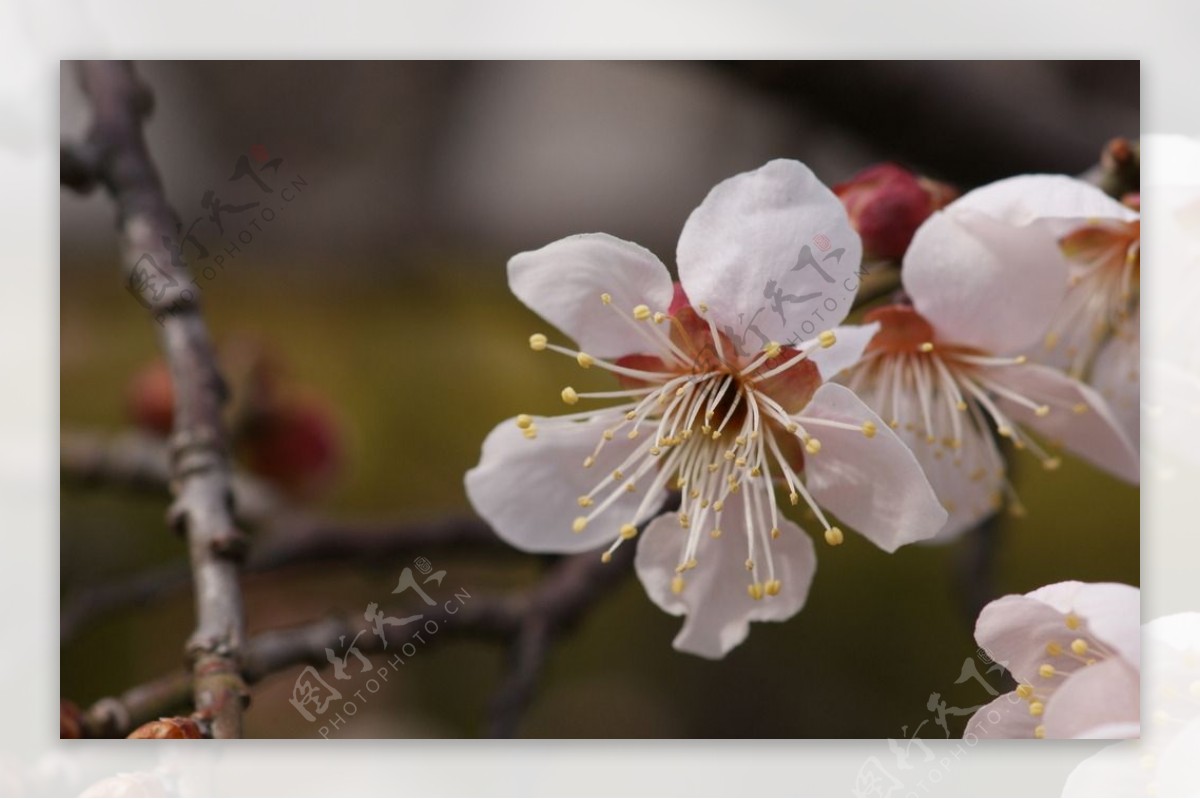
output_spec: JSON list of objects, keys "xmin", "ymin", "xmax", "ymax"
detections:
[
  {"xmin": 1043, "ymin": 659, "xmax": 1140, "ymax": 739},
  {"xmin": 508, "ymin": 233, "xmax": 675, "ymax": 359},
  {"xmin": 951, "ymin": 174, "xmax": 1137, "ymax": 236},
  {"xmin": 799, "ymin": 383, "xmax": 948, "ymax": 551},
  {"xmin": 1027, "ymin": 581, "xmax": 1141, "ymax": 667},
  {"xmin": 465, "ymin": 414, "xmax": 667, "ymax": 554},
  {"xmin": 804, "ymin": 322, "xmax": 880, "ymax": 382},
  {"xmin": 975, "ymin": 594, "xmax": 1081, "ymax": 686},
  {"xmin": 634, "ymin": 491, "xmax": 816, "ymax": 659},
  {"xmin": 903, "ymin": 207, "xmax": 1067, "ymax": 354},
  {"xmin": 963, "ymin": 692, "xmax": 1041, "ymax": 739},
  {"xmin": 989, "ymin": 362, "xmax": 1140, "ymax": 484},
  {"xmin": 677, "ymin": 159, "xmax": 862, "ymax": 344},
  {"xmin": 903, "ymin": 420, "xmax": 1005, "ymax": 543},
  {"xmin": 1091, "ymin": 315, "xmax": 1140, "ymax": 450}
]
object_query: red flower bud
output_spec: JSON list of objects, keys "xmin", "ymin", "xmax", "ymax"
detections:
[
  {"xmin": 239, "ymin": 395, "xmax": 342, "ymax": 499},
  {"xmin": 60, "ymin": 699, "xmax": 85, "ymax": 739},
  {"xmin": 834, "ymin": 163, "xmax": 957, "ymax": 261},
  {"xmin": 126, "ymin": 716, "xmax": 204, "ymax": 739}
]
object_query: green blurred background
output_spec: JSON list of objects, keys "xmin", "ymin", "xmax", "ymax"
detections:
[{"xmin": 60, "ymin": 61, "xmax": 1139, "ymax": 738}]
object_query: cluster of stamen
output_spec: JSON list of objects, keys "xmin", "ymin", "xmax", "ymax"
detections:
[
  {"xmin": 845, "ymin": 334, "xmax": 1086, "ymax": 519},
  {"xmin": 1044, "ymin": 220, "xmax": 1140, "ymax": 377},
  {"xmin": 1012, "ymin": 611, "xmax": 1111, "ymax": 739},
  {"xmin": 520, "ymin": 293, "xmax": 874, "ymax": 601}
]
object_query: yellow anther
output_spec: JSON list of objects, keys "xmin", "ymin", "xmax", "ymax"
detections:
[
  {"xmin": 745, "ymin": 558, "xmax": 754, "ymax": 571},
  {"xmin": 522, "ymin": 427, "xmax": 538, "ymax": 439},
  {"xmin": 862, "ymin": 421, "xmax": 877, "ymax": 438},
  {"xmin": 576, "ymin": 352, "xmax": 595, "ymax": 368},
  {"xmin": 1034, "ymin": 725, "xmax": 1046, "ymax": 739},
  {"xmin": 819, "ymin": 330, "xmax": 837, "ymax": 348},
  {"xmin": 805, "ymin": 437, "xmax": 822, "ymax": 455},
  {"xmin": 561, "ymin": 386, "xmax": 579, "ymax": 405},
  {"xmin": 764, "ymin": 341, "xmax": 782, "ymax": 358},
  {"xmin": 770, "ymin": 527, "xmax": 781, "ymax": 540},
  {"xmin": 627, "ymin": 429, "xmax": 639, "ymax": 440},
  {"xmin": 572, "ymin": 517, "xmax": 588, "ymax": 533},
  {"xmin": 1071, "ymin": 638, "xmax": 1088, "ymax": 656},
  {"xmin": 919, "ymin": 341, "xmax": 934, "ymax": 353},
  {"xmin": 997, "ymin": 426, "xmax": 1013, "ymax": 438},
  {"xmin": 685, "ymin": 558, "xmax": 698, "ymax": 571},
  {"xmin": 1029, "ymin": 701, "xmax": 1045, "ymax": 717},
  {"xmin": 747, "ymin": 582, "xmax": 765, "ymax": 600},
  {"xmin": 516, "ymin": 414, "xmax": 534, "ymax": 429},
  {"xmin": 652, "ymin": 311, "xmax": 666, "ymax": 324},
  {"xmin": 1044, "ymin": 332, "xmax": 1059, "ymax": 350},
  {"xmin": 1016, "ymin": 684, "xmax": 1034, "ymax": 699},
  {"xmin": 1065, "ymin": 613, "xmax": 1081, "ymax": 630},
  {"xmin": 750, "ymin": 466, "xmax": 762, "ymax": 477},
  {"xmin": 625, "ymin": 410, "xmax": 638, "ymax": 420},
  {"xmin": 735, "ymin": 457, "xmax": 747, "ymax": 468},
  {"xmin": 650, "ymin": 447, "xmax": 661, "ymax": 456},
  {"xmin": 789, "ymin": 492, "xmax": 799, "ymax": 506},
  {"xmin": 955, "ymin": 401, "xmax": 968, "ymax": 412},
  {"xmin": 1035, "ymin": 405, "xmax": 1050, "ymax": 417},
  {"xmin": 583, "ymin": 456, "xmax": 595, "ymax": 468},
  {"xmin": 1038, "ymin": 664, "xmax": 1056, "ymax": 678},
  {"xmin": 600, "ymin": 551, "xmax": 612, "ymax": 563},
  {"xmin": 713, "ymin": 500, "xmax": 724, "ymax": 512},
  {"xmin": 632, "ymin": 304, "xmax": 652, "ymax": 320},
  {"xmin": 765, "ymin": 579, "xmax": 782, "ymax": 596},
  {"xmin": 785, "ymin": 422, "xmax": 799, "ymax": 434},
  {"xmin": 619, "ymin": 523, "xmax": 638, "ymax": 540},
  {"xmin": 612, "ymin": 469, "xmax": 623, "ymax": 480},
  {"xmin": 602, "ymin": 429, "xmax": 614, "ymax": 441},
  {"xmin": 824, "ymin": 527, "xmax": 844, "ymax": 546},
  {"xmin": 1042, "ymin": 457, "xmax": 1061, "ymax": 471},
  {"xmin": 678, "ymin": 514, "xmax": 690, "ymax": 528},
  {"xmin": 697, "ymin": 302, "xmax": 709, "ymax": 312},
  {"xmin": 577, "ymin": 496, "xmax": 594, "ymax": 508},
  {"xmin": 625, "ymin": 483, "xmax": 637, "ymax": 492},
  {"xmin": 671, "ymin": 575, "xmax": 685, "ymax": 595},
  {"xmin": 710, "ymin": 528, "xmax": 722, "ymax": 539},
  {"xmin": 600, "ymin": 292, "xmax": 612, "ymax": 305},
  {"xmin": 1072, "ymin": 402, "xmax": 1088, "ymax": 414},
  {"xmin": 1014, "ymin": 355, "xmax": 1027, "ymax": 364},
  {"xmin": 1046, "ymin": 641, "xmax": 1064, "ymax": 656},
  {"xmin": 529, "ymin": 333, "xmax": 548, "ymax": 351}
]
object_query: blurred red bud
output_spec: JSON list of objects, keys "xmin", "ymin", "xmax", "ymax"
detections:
[
  {"xmin": 60, "ymin": 699, "xmax": 85, "ymax": 739},
  {"xmin": 126, "ymin": 360, "xmax": 175, "ymax": 436},
  {"xmin": 126, "ymin": 716, "xmax": 203, "ymax": 739},
  {"xmin": 239, "ymin": 395, "xmax": 342, "ymax": 498},
  {"xmin": 834, "ymin": 163, "xmax": 957, "ymax": 261}
]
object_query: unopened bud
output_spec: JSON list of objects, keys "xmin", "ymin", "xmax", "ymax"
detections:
[{"xmin": 834, "ymin": 163, "xmax": 956, "ymax": 261}]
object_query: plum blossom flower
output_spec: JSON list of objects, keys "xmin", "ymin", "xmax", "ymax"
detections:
[
  {"xmin": 466, "ymin": 160, "xmax": 948, "ymax": 658},
  {"xmin": 839, "ymin": 176, "xmax": 1140, "ymax": 539},
  {"xmin": 966, "ymin": 580, "xmax": 1140, "ymax": 740}
]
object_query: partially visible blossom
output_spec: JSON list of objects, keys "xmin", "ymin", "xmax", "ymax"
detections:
[
  {"xmin": 1062, "ymin": 613, "xmax": 1200, "ymax": 796},
  {"xmin": 839, "ymin": 175, "xmax": 1140, "ymax": 539},
  {"xmin": 834, "ymin": 163, "xmax": 957, "ymax": 261},
  {"xmin": 966, "ymin": 580, "xmax": 1140, "ymax": 740},
  {"xmin": 467, "ymin": 160, "xmax": 948, "ymax": 658}
]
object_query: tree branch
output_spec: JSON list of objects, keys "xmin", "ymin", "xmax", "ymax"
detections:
[{"xmin": 71, "ymin": 61, "xmax": 248, "ymax": 738}]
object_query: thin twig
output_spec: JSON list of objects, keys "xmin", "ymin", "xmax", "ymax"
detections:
[{"xmin": 71, "ymin": 61, "xmax": 248, "ymax": 738}]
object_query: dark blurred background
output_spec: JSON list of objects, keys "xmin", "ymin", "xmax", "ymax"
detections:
[{"xmin": 60, "ymin": 61, "xmax": 1139, "ymax": 738}]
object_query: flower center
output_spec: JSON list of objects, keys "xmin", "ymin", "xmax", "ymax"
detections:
[
  {"xmin": 847, "ymin": 305, "xmax": 1088, "ymax": 518},
  {"xmin": 1012, "ymin": 611, "xmax": 1114, "ymax": 739},
  {"xmin": 520, "ymin": 291, "xmax": 874, "ymax": 600}
]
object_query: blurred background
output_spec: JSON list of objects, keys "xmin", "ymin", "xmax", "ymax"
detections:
[{"xmin": 60, "ymin": 61, "xmax": 1139, "ymax": 738}]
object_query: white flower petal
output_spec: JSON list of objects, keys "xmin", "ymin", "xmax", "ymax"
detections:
[
  {"xmin": 1043, "ymin": 659, "xmax": 1140, "ymax": 739},
  {"xmin": 677, "ymin": 159, "xmax": 862, "ymax": 344},
  {"xmin": 975, "ymin": 594, "xmax": 1078, "ymax": 686},
  {"xmin": 1091, "ymin": 313, "xmax": 1140, "ymax": 451},
  {"xmin": 508, "ymin": 233, "xmax": 675, "ymax": 358},
  {"xmin": 1061, "ymin": 739, "xmax": 1146, "ymax": 797},
  {"xmin": 1027, "ymin": 581, "xmax": 1141, "ymax": 667},
  {"xmin": 903, "ymin": 207, "xmax": 1067, "ymax": 355},
  {"xmin": 990, "ymin": 362, "xmax": 1140, "ymax": 485},
  {"xmin": 634, "ymin": 490, "xmax": 816, "ymax": 659},
  {"xmin": 800, "ymin": 383, "xmax": 948, "ymax": 551},
  {"xmin": 904, "ymin": 421, "xmax": 1005, "ymax": 543},
  {"xmin": 465, "ymin": 413, "xmax": 667, "ymax": 554},
  {"xmin": 963, "ymin": 692, "xmax": 1041, "ymax": 739},
  {"xmin": 951, "ymin": 174, "xmax": 1137, "ymax": 236},
  {"xmin": 804, "ymin": 322, "xmax": 880, "ymax": 382}
]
